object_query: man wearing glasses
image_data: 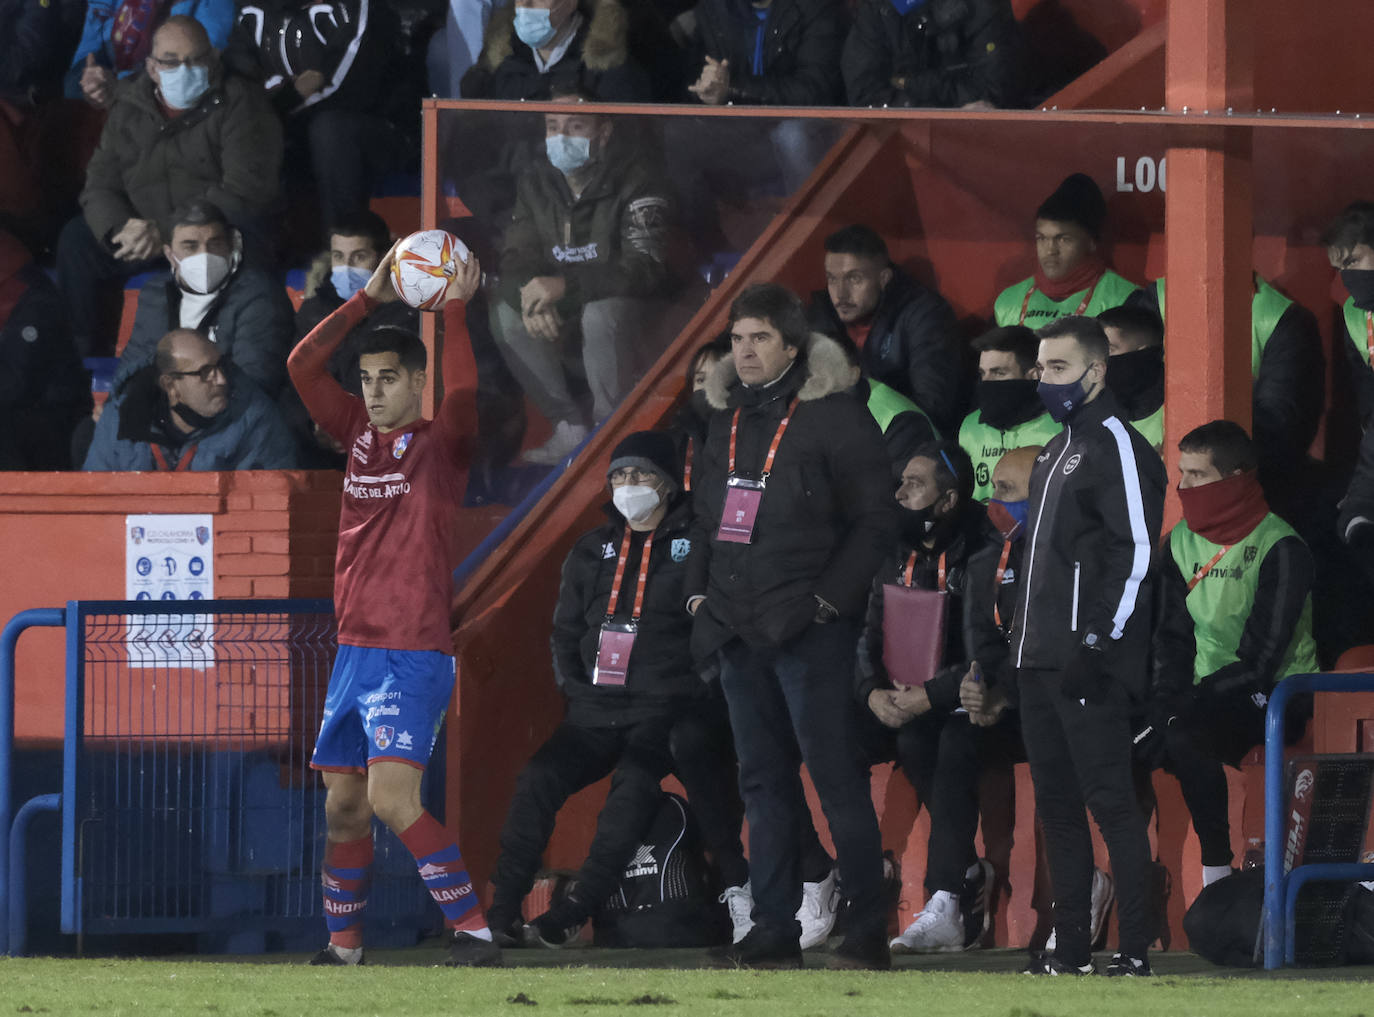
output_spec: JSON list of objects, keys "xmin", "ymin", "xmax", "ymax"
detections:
[
  {"xmin": 83, "ymin": 328, "xmax": 297, "ymax": 470},
  {"xmin": 58, "ymin": 14, "xmax": 282, "ymax": 358}
]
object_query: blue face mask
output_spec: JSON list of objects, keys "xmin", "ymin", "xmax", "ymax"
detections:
[
  {"xmin": 988, "ymin": 498, "xmax": 1030, "ymax": 540},
  {"xmin": 545, "ymin": 132, "xmax": 592, "ymax": 175},
  {"xmin": 1037, "ymin": 367, "xmax": 1092, "ymax": 423},
  {"xmin": 331, "ymin": 265, "xmax": 370, "ymax": 301},
  {"xmin": 158, "ymin": 63, "xmax": 210, "ymax": 111},
  {"xmin": 513, "ymin": 6, "xmax": 558, "ymax": 48}
]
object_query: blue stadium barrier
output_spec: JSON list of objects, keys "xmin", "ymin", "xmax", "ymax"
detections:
[
  {"xmin": 2, "ymin": 600, "xmax": 440, "ymax": 957},
  {"xmin": 1262, "ymin": 672, "xmax": 1374, "ymax": 969}
]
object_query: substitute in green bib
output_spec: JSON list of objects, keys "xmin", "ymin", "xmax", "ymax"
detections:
[
  {"xmin": 1144, "ymin": 421, "xmax": 1316, "ymax": 888},
  {"xmin": 1322, "ymin": 202, "xmax": 1374, "ymax": 428},
  {"xmin": 1098, "ymin": 305, "xmax": 1164, "ymax": 454},
  {"xmin": 992, "ymin": 173, "xmax": 1137, "ymax": 329},
  {"xmin": 834, "ymin": 335, "xmax": 939, "ymax": 473},
  {"xmin": 957, "ymin": 325, "xmax": 1060, "ymax": 501}
]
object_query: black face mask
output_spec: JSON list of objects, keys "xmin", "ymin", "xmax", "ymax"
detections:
[
  {"xmin": 171, "ymin": 399, "xmax": 225, "ymax": 432},
  {"xmin": 1342, "ymin": 269, "xmax": 1374, "ymax": 312},
  {"xmin": 897, "ymin": 504, "xmax": 933, "ymax": 545},
  {"xmin": 975, "ymin": 379, "xmax": 1041, "ymax": 430},
  {"xmin": 688, "ymin": 388, "xmax": 713, "ymax": 421},
  {"xmin": 1106, "ymin": 346, "xmax": 1164, "ymax": 403}
]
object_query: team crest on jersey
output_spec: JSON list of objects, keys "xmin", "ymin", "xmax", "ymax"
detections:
[
  {"xmin": 374, "ymin": 725, "xmax": 395, "ymax": 749},
  {"xmin": 1063, "ymin": 453, "xmax": 1082, "ymax": 475},
  {"xmin": 393, "ymin": 433, "xmax": 412, "ymax": 460},
  {"xmin": 1244, "ymin": 545, "xmax": 1258, "ymax": 565},
  {"xmin": 671, "ymin": 538, "xmax": 691, "ymax": 562}
]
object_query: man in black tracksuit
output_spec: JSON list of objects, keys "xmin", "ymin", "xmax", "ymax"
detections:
[
  {"xmin": 485, "ymin": 431, "xmax": 708, "ymax": 948},
  {"xmin": 1010, "ymin": 315, "xmax": 1165, "ymax": 977},
  {"xmin": 686, "ymin": 282, "xmax": 896, "ymax": 969}
]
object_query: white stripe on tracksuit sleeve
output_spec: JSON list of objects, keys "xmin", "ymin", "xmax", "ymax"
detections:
[{"xmin": 1101, "ymin": 417, "xmax": 1151, "ymax": 640}]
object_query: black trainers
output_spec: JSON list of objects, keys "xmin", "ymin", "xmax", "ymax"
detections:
[
  {"xmin": 487, "ymin": 907, "xmax": 525, "ymax": 949},
  {"xmin": 831, "ymin": 925, "xmax": 892, "ymax": 970},
  {"xmin": 446, "ymin": 930, "xmax": 503, "ymax": 967},
  {"xmin": 524, "ymin": 912, "xmax": 588, "ymax": 949},
  {"xmin": 1104, "ymin": 952, "xmax": 1152, "ymax": 977},
  {"xmin": 309, "ymin": 943, "xmax": 364, "ymax": 966},
  {"xmin": 712, "ymin": 923, "xmax": 804, "ymax": 969},
  {"xmin": 960, "ymin": 858, "xmax": 996, "ymax": 949},
  {"xmin": 1022, "ymin": 950, "xmax": 1094, "ymax": 975}
]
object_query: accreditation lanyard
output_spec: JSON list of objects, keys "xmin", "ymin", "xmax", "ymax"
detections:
[
  {"xmin": 683, "ymin": 437, "xmax": 694, "ymax": 493},
  {"xmin": 150, "ymin": 443, "xmax": 197, "ymax": 471},
  {"xmin": 991, "ymin": 539, "xmax": 1014, "ymax": 630},
  {"xmin": 716, "ymin": 398, "xmax": 800, "ymax": 544},
  {"xmin": 593, "ymin": 527, "xmax": 654, "ymax": 686},
  {"xmin": 1365, "ymin": 311, "xmax": 1373, "ymax": 368},
  {"xmin": 1187, "ymin": 544, "xmax": 1232, "ymax": 593},
  {"xmin": 900, "ymin": 551, "xmax": 948, "ymax": 591},
  {"xmin": 1019, "ymin": 278, "xmax": 1099, "ymax": 325}
]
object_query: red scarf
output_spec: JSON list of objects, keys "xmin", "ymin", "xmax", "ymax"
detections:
[
  {"xmin": 1177, "ymin": 470, "xmax": 1269, "ymax": 545},
  {"xmin": 1034, "ymin": 254, "xmax": 1106, "ymax": 302}
]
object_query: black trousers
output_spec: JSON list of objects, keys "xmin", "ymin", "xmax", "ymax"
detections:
[
  {"xmin": 489, "ymin": 716, "xmax": 674, "ymax": 921},
  {"xmin": 1019, "ymin": 668, "xmax": 1152, "ymax": 962}
]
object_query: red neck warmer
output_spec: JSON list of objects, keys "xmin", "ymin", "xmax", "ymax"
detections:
[
  {"xmin": 1178, "ymin": 470, "xmax": 1269, "ymax": 545},
  {"xmin": 1034, "ymin": 254, "xmax": 1106, "ymax": 302}
]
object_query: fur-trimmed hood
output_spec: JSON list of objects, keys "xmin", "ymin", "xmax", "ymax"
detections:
[
  {"xmin": 478, "ymin": 0, "xmax": 629, "ymax": 73},
  {"xmin": 703, "ymin": 332, "xmax": 856, "ymax": 411}
]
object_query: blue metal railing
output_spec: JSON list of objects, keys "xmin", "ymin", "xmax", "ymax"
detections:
[{"xmin": 1262, "ymin": 671, "xmax": 1374, "ymax": 969}]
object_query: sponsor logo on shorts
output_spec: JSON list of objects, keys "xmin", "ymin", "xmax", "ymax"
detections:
[{"xmin": 397, "ymin": 730, "xmax": 414, "ymax": 750}]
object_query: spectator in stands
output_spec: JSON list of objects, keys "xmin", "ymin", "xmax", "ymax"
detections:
[
  {"xmin": 1097, "ymin": 304, "xmax": 1164, "ymax": 453},
  {"xmin": 1011, "ymin": 315, "xmax": 1163, "ymax": 977},
  {"xmin": 67, "ymin": 0, "xmax": 236, "ymax": 109},
  {"xmin": 2, "ymin": 0, "xmax": 69, "ymax": 101},
  {"xmin": 486, "ymin": 431, "xmax": 707, "ymax": 947},
  {"xmin": 112, "ymin": 200, "xmax": 293, "ymax": 398},
  {"xmin": 231, "ymin": 2, "xmax": 410, "ymax": 230},
  {"xmin": 461, "ymin": 0, "xmax": 655, "ymax": 101},
  {"xmin": 84, "ymin": 328, "xmax": 298, "ymax": 470},
  {"xmin": 992, "ymin": 174, "xmax": 1137, "ymax": 329},
  {"xmin": 0, "ymin": 228, "xmax": 91, "ymax": 470},
  {"xmin": 835, "ymin": 337, "xmax": 937, "ymax": 470},
  {"xmin": 957, "ymin": 325, "xmax": 1059, "ymax": 502},
  {"xmin": 1322, "ymin": 202, "xmax": 1374, "ymax": 428},
  {"xmin": 1145, "ymin": 421, "xmax": 1316, "ymax": 887},
  {"xmin": 494, "ymin": 95, "xmax": 677, "ymax": 465},
  {"xmin": 842, "ymin": 0, "xmax": 1026, "ymax": 109},
  {"xmin": 686, "ymin": 283, "xmax": 895, "ymax": 970},
  {"xmin": 856, "ymin": 441, "xmax": 1002, "ymax": 954},
  {"xmin": 808, "ymin": 224, "xmax": 963, "ymax": 434},
  {"xmin": 57, "ymin": 15, "xmax": 282, "ymax": 357}
]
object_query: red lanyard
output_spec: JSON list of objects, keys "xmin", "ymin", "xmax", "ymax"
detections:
[
  {"xmin": 1364, "ymin": 311, "xmax": 1373, "ymax": 368},
  {"xmin": 607, "ymin": 526, "xmax": 655, "ymax": 621},
  {"xmin": 728, "ymin": 398, "xmax": 800, "ymax": 477},
  {"xmin": 683, "ymin": 437, "xmax": 694, "ymax": 493},
  {"xmin": 1187, "ymin": 545, "xmax": 1231, "ymax": 592},
  {"xmin": 1019, "ymin": 278, "xmax": 1099, "ymax": 324},
  {"xmin": 992, "ymin": 539, "xmax": 1013, "ymax": 629},
  {"xmin": 900, "ymin": 551, "xmax": 947, "ymax": 591},
  {"xmin": 150, "ymin": 443, "xmax": 197, "ymax": 471}
]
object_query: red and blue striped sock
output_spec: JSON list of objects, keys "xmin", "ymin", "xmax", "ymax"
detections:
[
  {"xmin": 399, "ymin": 811, "xmax": 488, "ymax": 935},
  {"xmin": 322, "ymin": 835, "xmax": 373, "ymax": 949}
]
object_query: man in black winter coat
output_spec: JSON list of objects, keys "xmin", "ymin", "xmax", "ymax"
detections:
[
  {"xmin": 842, "ymin": 0, "xmax": 1026, "ymax": 109},
  {"xmin": 686, "ymin": 283, "xmax": 896, "ymax": 969},
  {"xmin": 486, "ymin": 431, "xmax": 709, "ymax": 949},
  {"xmin": 1010, "ymin": 315, "xmax": 1164, "ymax": 977},
  {"xmin": 808, "ymin": 224, "xmax": 962, "ymax": 434}
]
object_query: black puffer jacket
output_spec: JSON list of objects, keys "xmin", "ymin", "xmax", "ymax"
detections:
[
  {"xmin": 553, "ymin": 499, "xmax": 706, "ymax": 727},
  {"xmin": 854, "ymin": 503, "xmax": 996, "ymax": 711},
  {"xmin": 689, "ymin": 0, "xmax": 846, "ymax": 105},
  {"xmin": 841, "ymin": 0, "xmax": 1026, "ymax": 109},
  {"xmin": 686, "ymin": 332, "xmax": 897, "ymax": 652},
  {"xmin": 808, "ymin": 265, "xmax": 963, "ymax": 434},
  {"xmin": 963, "ymin": 531, "xmax": 1023, "ymax": 705}
]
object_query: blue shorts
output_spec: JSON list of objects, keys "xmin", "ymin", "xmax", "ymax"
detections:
[{"xmin": 311, "ymin": 645, "xmax": 456, "ymax": 772}]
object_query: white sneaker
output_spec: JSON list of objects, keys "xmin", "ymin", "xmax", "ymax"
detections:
[
  {"xmin": 1045, "ymin": 867, "xmax": 1116, "ymax": 952},
  {"xmin": 521, "ymin": 420, "xmax": 589, "ymax": 465},
  {"xmin": 890, "ymin": 890, "xmax": 965, "ymax": 953},
  {"xmin": 719, "ymin": 883, "xmax": 754, "ymax": 945},
  {"xmin": 797, "ymin": 867, "xmax": 839, "ymax": 950}
]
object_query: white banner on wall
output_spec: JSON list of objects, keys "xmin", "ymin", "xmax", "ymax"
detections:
[{"xmin": 124, "ymin": 514, "xmax": 214, "ymax": 669}]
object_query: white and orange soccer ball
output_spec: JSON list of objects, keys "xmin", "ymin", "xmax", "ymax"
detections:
[{"xmin": 389, "ymin": 229, "xmax": 470, "ymax": 310}]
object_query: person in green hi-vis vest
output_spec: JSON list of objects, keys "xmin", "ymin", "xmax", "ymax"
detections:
[
  {"xmin": 992, "ymin": 173, "xmax": 1138, "ymax": 329},
  {"xmin": 1143, "ymin": 421, "xmax": 1316, "ymax": 888},
  {"xmin": 1321, "ymin": 202, "xmax": 1374, "ymax": 428},
  {"xmin": 1098, "ymin": 305, "xmax": 1164, "ymax": 454},
  {"xmin": 833, "ymin": 335, "xmax": 939, "ymax": 472},
  {"xmin": 957, "ymin": 324, "xmax": 1060, "ymax": 500}
]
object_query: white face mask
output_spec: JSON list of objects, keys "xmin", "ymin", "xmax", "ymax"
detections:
[
  {"xmin": 613, "ymin": 484, "xmax": 661, "ymax": 524},
  {"xmin": 175, "ymin": 251, "xmax": 232, "ymax": 294}
]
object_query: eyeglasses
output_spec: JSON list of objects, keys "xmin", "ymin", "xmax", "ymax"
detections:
[
  {"xmin": 609, "ymin": 468, "xmax": 658, "ymax": 485},
  {"xmin": 151, "ymin": 51, "xmax": 212, "ymax": 70},
  {"xmin": 166, "ymin": 357, "xmax": 229, "ymax": 383}
]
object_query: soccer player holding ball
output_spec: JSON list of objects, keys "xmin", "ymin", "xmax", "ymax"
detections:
[{"xmin": 287, "ymin": 235, "xmax": 495, "ymax": 966}]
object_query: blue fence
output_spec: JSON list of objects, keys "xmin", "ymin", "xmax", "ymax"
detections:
[{"xmin": 2, "ymin": 600, "xmax": 437, "ymax": 956}]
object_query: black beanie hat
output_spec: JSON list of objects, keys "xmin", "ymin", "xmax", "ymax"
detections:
[
  {"xmin": 1036, "ymin": 173, "xmax": 1107, "ymax": 240},
  {"xmin": 607, "ymin": 430, "xmax": 679, "ymax": 491}
]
